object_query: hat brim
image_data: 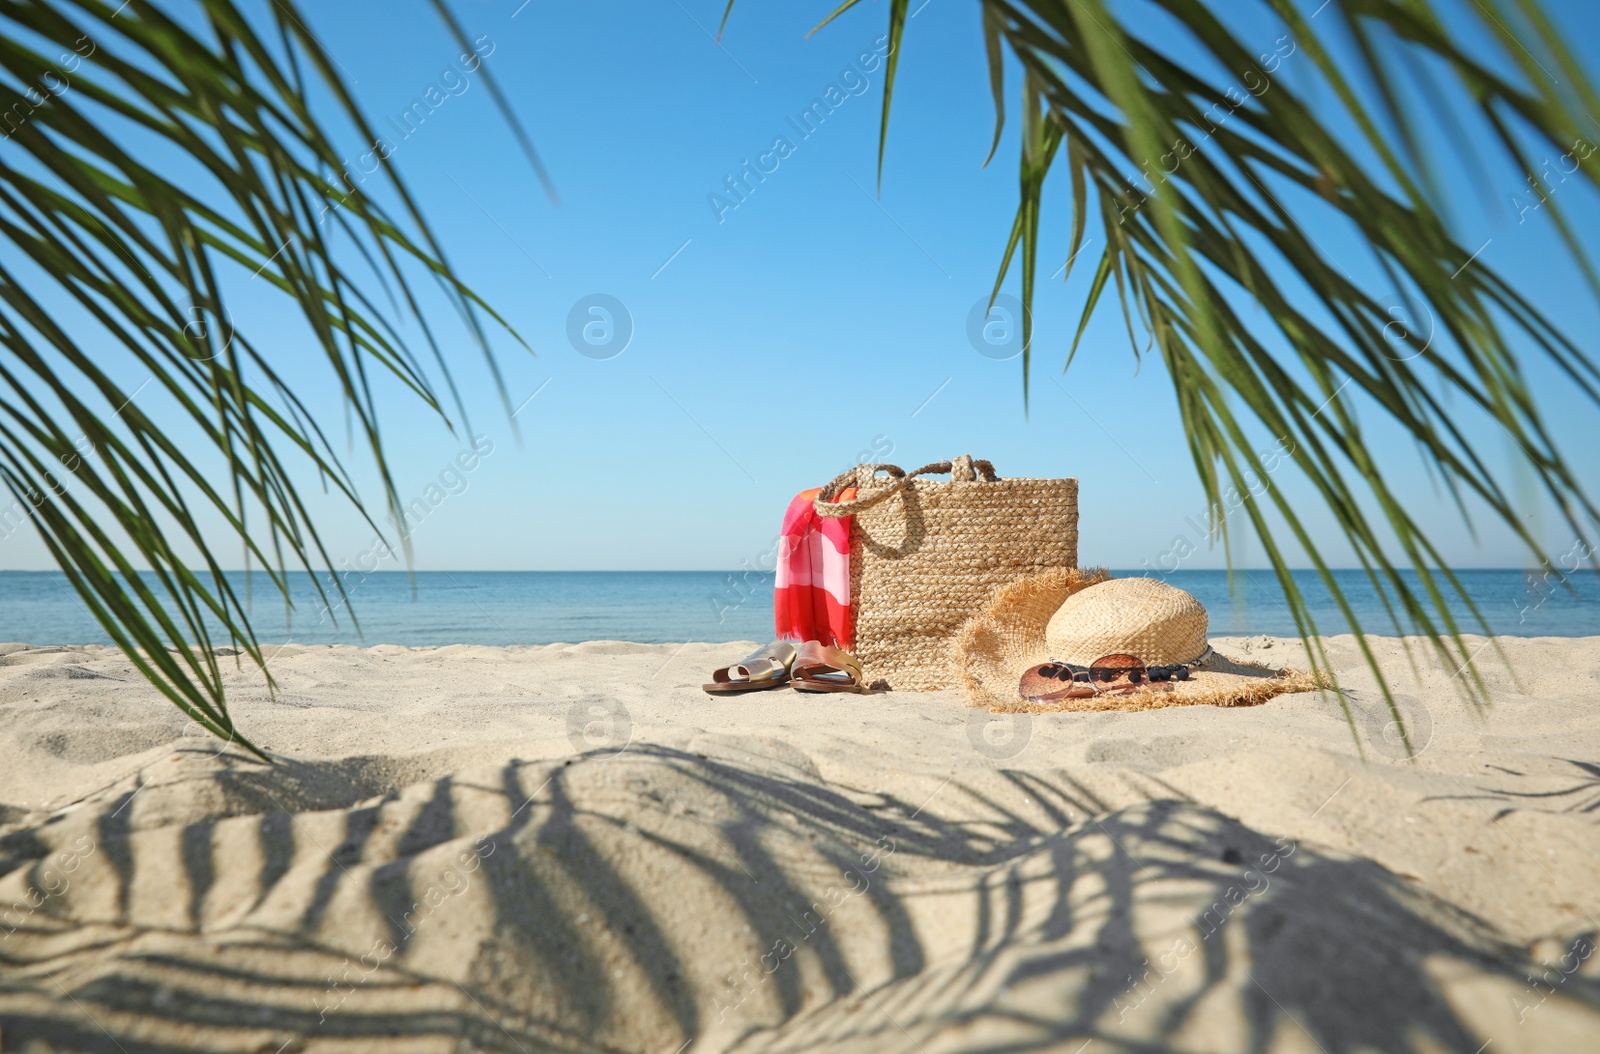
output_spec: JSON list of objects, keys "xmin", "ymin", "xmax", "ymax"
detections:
[{"xmin": 950, "ymin": 568, "xmax": 1321, "ymax": 713}]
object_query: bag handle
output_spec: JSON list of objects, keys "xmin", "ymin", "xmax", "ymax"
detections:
[{"xmin": 814, "ymin": 455, "xmax": 999, "ymax": 517}]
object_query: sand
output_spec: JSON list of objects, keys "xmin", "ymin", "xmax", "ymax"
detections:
[{"xmin": 1, "ymin": 633, "xmax": 1599, "ymax": 1053}]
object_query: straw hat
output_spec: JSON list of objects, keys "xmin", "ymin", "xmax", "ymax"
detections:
[{"xmin": 950, "ymin": 569, "xmax": 1319, "ymax": 712}]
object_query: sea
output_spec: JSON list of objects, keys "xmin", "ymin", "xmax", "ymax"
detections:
[{"xmin": 1, "ymin": 568, "xmax": 1597, "ymax": 648}]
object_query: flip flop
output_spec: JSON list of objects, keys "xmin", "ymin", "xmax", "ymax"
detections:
[
  {"xmin": 703, "ymin": 641, "xmax": 798, "ymax": 694},
  {"xmin": 791, "ymin": 641, "xmax": 869, "ymax": 694}
]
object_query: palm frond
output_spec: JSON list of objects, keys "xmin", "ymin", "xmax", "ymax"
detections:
[
  {"xmin": 740, "ymin": 0, "xmax": 1600, "ymax": 747},
  {"xmin": 0, "ymin": 0, "xmax": 528, "ymax": 759}
]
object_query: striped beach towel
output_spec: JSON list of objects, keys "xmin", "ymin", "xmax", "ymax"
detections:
[{"xmin": 774, "ymin": 485, "xmax": 855, "ymax": 648}]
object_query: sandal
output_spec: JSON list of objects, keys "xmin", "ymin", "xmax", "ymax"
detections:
[
  {"xmin": 703, "ymin": 641, "xmax": 798, "ymax": 694},
  {"xmin": 791, "ymin": 641, "xmax": 869, "ymax": 694}
]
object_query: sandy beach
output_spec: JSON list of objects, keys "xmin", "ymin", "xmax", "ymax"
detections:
[
  {"xmin": 2, "ymin": 634, "xmax": 1598, "ymax": 1053},
  {"xmin": 6, "ymin": 0, "xmax": 1598, "ymax": 1049}
]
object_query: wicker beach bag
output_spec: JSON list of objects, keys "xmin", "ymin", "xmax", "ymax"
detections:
[{"xmin": 814, "ymin": 454, "xmax": 1078, "ymax": 690}]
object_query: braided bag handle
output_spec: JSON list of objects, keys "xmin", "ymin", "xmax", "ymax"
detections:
[{"xmin": 814, "ymin": 454, "xmax": 999, "ymax": 517}]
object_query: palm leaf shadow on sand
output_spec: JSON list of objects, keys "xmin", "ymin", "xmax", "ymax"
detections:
[
  {"xmin": 1, "ymin": 742, "xmax": 1597, "ymax": 1052},
  {"xmin": 1426, "ymin": 759, "xmax": 1600, "ymax": 823}
]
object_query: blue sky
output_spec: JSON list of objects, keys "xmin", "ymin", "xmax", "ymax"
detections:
[{"xmin": 5, "ymin": 0, "xmax": 1599, "ymax": 574}]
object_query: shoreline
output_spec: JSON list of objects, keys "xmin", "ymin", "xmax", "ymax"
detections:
[
  {"xmin": 3, "ymin": 565, "xmax": 1597, "ymax": 651},
  {"xmin": 3, "ymin": 633, "xmax": 1599, "ymax": 1050}
]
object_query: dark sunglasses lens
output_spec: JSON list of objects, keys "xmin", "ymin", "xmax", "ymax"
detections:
[{"xmin": 1019, "ymin": 666, "xmax": 1055, "ymax": 700}]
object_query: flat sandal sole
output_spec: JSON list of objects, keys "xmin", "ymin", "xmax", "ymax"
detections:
[{"xmin": 702, "ymin": 677, "xmax": 791, "ymax": 695}]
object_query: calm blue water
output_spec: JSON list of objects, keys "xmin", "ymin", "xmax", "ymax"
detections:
[{"xmin": 1, "ymin": 568, "xmax": 1596, "ymax": 647}]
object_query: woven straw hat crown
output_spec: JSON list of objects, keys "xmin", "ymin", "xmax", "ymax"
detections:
[{"xmin": 1045, "ymin": 578, "xmax": 1208, "ymax": 666}]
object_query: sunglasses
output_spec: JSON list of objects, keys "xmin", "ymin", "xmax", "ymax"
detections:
[{"xmin": 1019, "ymin": 653, "xmax": 1190, "ymax": 702}]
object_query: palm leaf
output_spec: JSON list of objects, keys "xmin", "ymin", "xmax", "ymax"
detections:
[
  {"xmin": 0, "ymin": 0, "xmax": 530, "ymax": 759},
  {"xmin": 722, "ymin": 0, "xmax": 1600, "ymax": 749}
]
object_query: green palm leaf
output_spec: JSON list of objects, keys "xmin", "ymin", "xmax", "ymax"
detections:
[
  {"xmin": 738, "ymin": 0, "xmax": 1600, "ymax": 750},
  {"xmin": 0, "ymin": 0, "xmax": 535, "ymax": 759}
]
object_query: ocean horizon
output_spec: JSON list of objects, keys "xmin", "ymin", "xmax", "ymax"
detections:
[{"xmin": 2, "ymin": 567, "xmax": 1595, "ymax": 647}]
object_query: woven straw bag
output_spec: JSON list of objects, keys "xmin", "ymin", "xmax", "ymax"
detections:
[{"xmin": 814, "ymin": 454, "xmax": 1078, "ymax": 690}]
